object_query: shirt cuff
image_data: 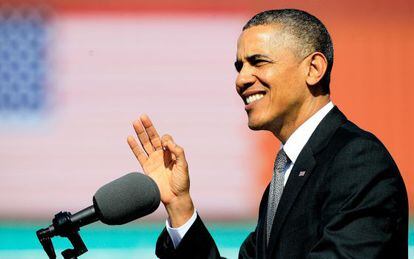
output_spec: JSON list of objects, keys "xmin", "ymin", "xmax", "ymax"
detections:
[{"xmin": 165, "ymin": 209, "xmax": 198, "ymax": 249}]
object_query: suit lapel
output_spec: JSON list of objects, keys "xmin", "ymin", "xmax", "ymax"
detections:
[
  {"xmin": 265, "ymin": 106, "xmax": 348, "ymax": 257},
  {"xmin": 256, "ymin": 185, "xmax": 270, "ymax": 259}
]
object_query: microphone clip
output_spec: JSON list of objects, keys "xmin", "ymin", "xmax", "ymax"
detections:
[{"xmin": 37, "ymin": 211, "xmax": 88, "ymax": 259}]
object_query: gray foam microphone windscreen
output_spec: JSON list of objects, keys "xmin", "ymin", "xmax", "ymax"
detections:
[{"xmin": 93, "ymin": 172, "xmax": 161, "ymax": 225}]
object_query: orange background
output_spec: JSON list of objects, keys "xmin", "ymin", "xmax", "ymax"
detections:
[{"xmin": 248, "ymin": 1, "xmax": 414, "ymax": 212}]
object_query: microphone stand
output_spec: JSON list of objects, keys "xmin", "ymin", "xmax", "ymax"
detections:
[{"xmin": 36, "ymin": 211, "xmax": 88, "ymax": 259}]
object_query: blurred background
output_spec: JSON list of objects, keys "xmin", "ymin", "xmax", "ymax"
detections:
[{"xmin": 0, "ymin": 0, "xmax": 413, "ymax": 258}]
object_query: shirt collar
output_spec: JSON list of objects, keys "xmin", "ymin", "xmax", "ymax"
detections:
[{"xmin": 282, "ymin": 101, "xmax": 334, "ymax": 164}]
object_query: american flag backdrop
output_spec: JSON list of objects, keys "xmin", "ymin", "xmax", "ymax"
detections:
[
  {"xmin": 0, "ymin": 6, "xmax": 49, "ymax": 118},
  {"xmin": 0, "ymin": 5, "xmax": 260, "ymax": 220}
]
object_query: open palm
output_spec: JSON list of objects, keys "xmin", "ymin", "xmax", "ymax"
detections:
[{"xmin": 127, "ymin": 115, "xmax": 190, "ymax": 207}]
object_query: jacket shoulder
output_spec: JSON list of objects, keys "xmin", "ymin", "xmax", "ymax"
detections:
[{"xmin": 328, "ymin": 120, "xmax": 394, "ymax": 161}]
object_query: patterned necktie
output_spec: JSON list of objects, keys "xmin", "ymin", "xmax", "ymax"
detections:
[{"xmin": 266, "ymin": 148, "xmax": 289, "ymax": 243}]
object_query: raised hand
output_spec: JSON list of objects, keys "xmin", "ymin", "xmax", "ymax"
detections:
[{"xmin": 127, "ymin": 115, "xmax": 194, "ymax": 227}]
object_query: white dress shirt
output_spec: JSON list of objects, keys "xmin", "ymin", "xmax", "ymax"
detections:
[{"xmin": 166, "ymin": 101, "xmax": 335, "ymax": 248}]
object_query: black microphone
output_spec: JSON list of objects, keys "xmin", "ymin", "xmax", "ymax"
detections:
[{"xmin": 38, "ymin": 172, "xmax": 161, "ymax": 239}]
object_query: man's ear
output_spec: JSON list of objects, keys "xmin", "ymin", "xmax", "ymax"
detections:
[{"xmin": 305, "ymin": 52, "xmax": 328, "ymax": 86}]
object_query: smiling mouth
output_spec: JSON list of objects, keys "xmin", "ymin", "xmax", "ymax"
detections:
[{"xmin": 245, "ymin": 93, "xmax": 265, "ymax": 105}]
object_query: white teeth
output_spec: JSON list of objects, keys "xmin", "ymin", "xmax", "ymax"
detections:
[{"xmin": 246, "ymin": 93, "xmax": 264, "ymax": 104}]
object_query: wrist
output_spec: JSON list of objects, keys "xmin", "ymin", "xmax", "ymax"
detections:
[{"xmin": 165, "ymin": 194, "xmax": 195, "ymax": 228}]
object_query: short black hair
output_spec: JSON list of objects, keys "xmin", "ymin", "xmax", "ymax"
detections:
[{"xmin": 243, "ymin": 9, "xmax": 334, "ymax": 94}]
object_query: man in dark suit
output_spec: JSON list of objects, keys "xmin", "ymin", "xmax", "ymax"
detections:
[{"xmin": 127, "ymin": 9, "xmax": 408, "ymax": 258}]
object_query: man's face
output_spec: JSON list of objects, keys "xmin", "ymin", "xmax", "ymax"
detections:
[{"xmin": 235, "ymin": 24, "xmax": 309, "ymax": 132}]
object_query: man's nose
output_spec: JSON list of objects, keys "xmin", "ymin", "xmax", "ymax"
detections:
[{"xmin": 235, "ymin": 65, "xmax": 256, "ymax": 91}]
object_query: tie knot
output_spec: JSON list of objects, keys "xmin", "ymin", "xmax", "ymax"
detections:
[{"xmin": 274, "ymin": 149, "xmax": 289, "ymax": 173}]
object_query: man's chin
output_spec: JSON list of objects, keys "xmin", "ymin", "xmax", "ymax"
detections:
[{"xmin": 247, "ymin": 120, "xmax": 266, "ymax": 131}]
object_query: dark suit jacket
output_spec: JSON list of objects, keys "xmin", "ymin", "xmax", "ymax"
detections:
[{"xmin": 156, "ymin": 107, "xmax": 408, "ymax": 259}]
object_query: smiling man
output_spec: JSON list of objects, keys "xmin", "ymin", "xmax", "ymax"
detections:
[
  {"xmin": 127, "ymin": 9, "xmax": 408, "ymax": 259},
  {"xmin": 235, "ymin": 19, "xmax": 331, "ymax": 142}
]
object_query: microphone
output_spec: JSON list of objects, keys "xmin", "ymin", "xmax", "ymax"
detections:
[{"xmin": 37, "ymin": 172, "xmax": 161, "ymax": 239}]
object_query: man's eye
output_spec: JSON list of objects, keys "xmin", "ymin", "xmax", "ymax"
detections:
[
  {"xmin": 253, "ymin": 60, "xmax": 268, "ymax": 66},
  {"xmin": 234, "ymin": 61, "xmax": 243, "ymax": 72}
]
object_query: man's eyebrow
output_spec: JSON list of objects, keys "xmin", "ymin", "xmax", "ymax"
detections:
[
  {"xmin": 235, "ymin": 54, "xmax": 271, "ymax": 63},
  {"xmin": 246, "ymin": 54, "xmax": 272, "ymax": 62},
  {"xmin": 234, "ymin": 54, "xmax": 272, "ymax": 71}
]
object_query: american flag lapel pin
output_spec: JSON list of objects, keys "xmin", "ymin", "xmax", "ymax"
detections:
[{"xmin": 299, "ymin": 171, "xmax": 306, "ymax": 177}]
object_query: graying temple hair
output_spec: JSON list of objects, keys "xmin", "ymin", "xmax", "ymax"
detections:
[{"xmin": 243, "ymin": 9, "xmax": 334, "ymax": 93}]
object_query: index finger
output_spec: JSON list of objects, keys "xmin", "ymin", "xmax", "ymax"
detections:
[
  {"xmin": 127, "ymin": 135, "xmax": 147, "ymax": 168},
  {"xmin": 140, "ymin": 114, "xmax": 162, "ymax": 151}
]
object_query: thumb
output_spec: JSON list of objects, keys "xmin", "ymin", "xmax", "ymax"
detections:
[{"xmin": 164, "ymin": 140, "xmax": 188, "ymax": 171}]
